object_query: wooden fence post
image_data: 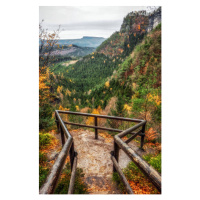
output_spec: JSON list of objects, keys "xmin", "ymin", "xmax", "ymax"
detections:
[
  {"xmin": 94, "ymin": 116, "xmax": 98, "ymax": 139},
  {"xmin": 69, "ymin": 142, "xmax": 75, "ymax": 171},
  {"xmin": 113, "ymin": 142, "xmax": 119, "ymax": 172},
  {"xmin": 55, "ymin": 114, "xmax": 60, "ymax": 134},
  {"xmin": 60, "ymin": 125, "xmax": 65, "ymax": 147},
  {"xmin": 140, "ymin": 122, "xmax": 146, "ymax": 150}
]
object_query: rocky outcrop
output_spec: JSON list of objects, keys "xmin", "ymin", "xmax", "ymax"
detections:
[
  {"xmin": 120, "ymin": 7, "xmax": 161, "ymax": 34},
  {"xmin": 147, "ymin": 7, "xmax": 161, "ymax": 32}
]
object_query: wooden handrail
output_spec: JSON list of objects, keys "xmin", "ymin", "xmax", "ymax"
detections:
[{"xmin": 40, "ymin": 110, "xmax": 161, "ymax": 194}]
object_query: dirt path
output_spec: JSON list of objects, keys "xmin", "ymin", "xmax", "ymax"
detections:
[
  {"xmin": 69, "ymin": 129, "xmax": 154, "ymax": 194},
  {"xmin": 46, "ymin": 129, "xmax": 157, "ymax": 194},
  {"xmin": 70, "ymin": 129, "xmax": 119, "ymax": 194}
]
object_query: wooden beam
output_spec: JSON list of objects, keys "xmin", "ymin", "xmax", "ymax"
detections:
[
  {"xmin": 39, "ymin": 137, "xmax": 73, "ymax": 194},
  {"xmin": 94, "ymin": 116, "xmax": 98, "ymax": 139},
  {"xmin": 111, "ymin": 154, "xmax": 134, "ymax": 194},
  {"xmin": 114, "ymin": 135, "xmax": 161, "ymax": 192},
  {"xmin": 68, "ymin": 152, "xmax": 78, "ymax": 194},
  {"xmin": 57, "ymin": 110, "xmax": 143, "ymax": 123},
  {"xmin": 124, "ymin": 130, "xmax": 141, "ymax": 144}
]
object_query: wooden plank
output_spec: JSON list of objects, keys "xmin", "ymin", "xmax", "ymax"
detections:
[
  {"xmin": 117, "ymin": 120, "xmax": 146, "ymax": 138},
  {"xmin": 94, "ymin": 116, "xmax": 98, "ymax": 139},
  {"xmin": 111, "ymin": 154, "xmax": 134, "ymax": 194},
  {"xmin": 57, "ymin": 110, "xmax": 143, "ymax": 122},
  {"xmin": 113, "ymin": 143, "xmax": 119, "ymax": 172},
  {"xmin": 60, "ymin": 125, "xmax": 66, "ymax": 147},
  {"xmin": 39, "ymin": 137, "xmax": 73, "ymax": 194},
  {"xmin": 140, "ymin": 123, "xmax": 146, "ymax": 149},
  {"xmin": 68, "ymin": 152, "xmax": 78, "ymax": 194},
  {"xmin": 63, "ymin": 121, "xmax": 122, "ymax": 132},
  {"xmin": 124, "ymin": 130, "xmax": 141, "ymax": 144},
  {"xmin": 114, "ymin": 135, "xmax": 161, "ymax": 192},
  {"xmin": 62, "ymin": 120, "xmax": 142, "ymax": 135},
  {"xmin": 69, "ymin": 142, "xmax": 75, "ymax": 171},
  {"xmin": 55, "ymin": 110, "xmax": 71, "ymax": 138}
]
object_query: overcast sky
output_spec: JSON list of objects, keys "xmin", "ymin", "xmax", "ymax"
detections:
[{"xmin": 39, "ymin": 6, "xmax": 149, "ymax": 39}]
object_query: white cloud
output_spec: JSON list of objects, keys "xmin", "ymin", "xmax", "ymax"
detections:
[{"xmin": 39, "ymin": 6, "xmax": 147, "ymax": 39}]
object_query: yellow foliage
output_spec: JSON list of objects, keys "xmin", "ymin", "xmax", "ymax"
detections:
[
  {"xmin": 124, "ymin": 104, "xmax": 132, "ymax": 114},
  {"xmin": 132, "ymin": 92, "xmax": 139, "ymax": 99},
  {"xmin": 75, "ymin": 105, "xmax": 79, "ymax": 111},
  {"xmin": 97, "ymin": 105, "xmax": 102, "ymax": 113},
  {"xmin": 39, "ymin": 75, "xmax": 49, "ymax": 90},
  {"xmin": 65, "ymin": 89, "xmax": 71, "ymax": 96},
  {"xmin": 105, "ymin": 81, "xmax": 110, "ymax": 88},
  {"xmin": 57, "ymin": 85, "xmax": 63, "ymax": 94},
  {"xmin": 91, "ymin": 56, "xmax": 94, "ymax": 59},
  {"xmin": 127, "ymin": 44, "xmax": 130, "ymax": 48},
  {"xmin": 86, "ymin": 107, "xmax": 102, "ymax": 125},
  {"xmin": 147, "ymin": 93, "xmax": 161, "ymax": 105},
  {"xmin": 39, "ymin": 70, "xmax": 51, "ymax": 105},
  {"xmin": 68, "ymin": 44, "xmax": 72, "ymax": 47},
  {"xmin": 59, "ymin": 105, "xmax": 64, "ymax": 110},
  {"xmin": 58, "ymin": 105, "xmax": 69, "ymax": 111}
]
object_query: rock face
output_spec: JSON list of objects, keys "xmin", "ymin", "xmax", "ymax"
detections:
[
  {"xmin": 120, "ymin": 7, "xmax": 161, "ymax": 34},
  {"xmin": 147, "ymin": 7, "xmax": 161, "ymax": 32}
]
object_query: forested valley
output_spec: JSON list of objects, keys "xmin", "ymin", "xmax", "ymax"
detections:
[{"xmin": 39, "ymin": 7, "xmax": 161, "ymax": 194}]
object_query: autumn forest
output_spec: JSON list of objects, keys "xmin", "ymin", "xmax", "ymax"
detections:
[{"xmin": 39, "ymin": 7, "xmax": 162, "ymax": 194}]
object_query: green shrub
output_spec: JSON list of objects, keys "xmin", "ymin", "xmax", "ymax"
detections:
[
  {"xmin": 39, "ymin": 166, "xmax": 49, "ymax": 188},
  {"xmin": 39, "ymin": 105, "xmax": 54, "ymax": 131},
  {"xmin": 54, "ymin": 163, "xmax": 88, "ymax": 194},
  {"xmin": 39, "ymin": 152, "xmax": 47, "ymax": 164},
  {"xmin": 39, "ymin": 133, "xmax": 53, "ymax": 149},
  {"xmin": 112, "ymin": 172, "xmax": 126, "ymax": 193},
  {"xmin": 143, "ymin": 153, "xmax": 161, "ymax": 174}
]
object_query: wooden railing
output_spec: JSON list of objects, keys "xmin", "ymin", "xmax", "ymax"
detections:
[
  {"xmin": 39, "ymin": 110, "xmax": 77, "ymax": 194},
  {"xmin": 39, "ymin": 110, "xmax": 161, "ymax": 194},
  {"xmin": 112, "ymin": 121, "xmax": 161, "ymax": 194}
]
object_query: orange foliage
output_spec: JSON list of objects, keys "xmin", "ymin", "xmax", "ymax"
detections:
[
  {"xmin": 145, "ymin": 128, "xmax": 159, "ymax": 143},
  {"xmin": 39, "ymin": 69, "xmax": 51, "ymax": 106},
  {"xmin": 128, "ymin": 178, "xmax": 160, "ymax": 194}
]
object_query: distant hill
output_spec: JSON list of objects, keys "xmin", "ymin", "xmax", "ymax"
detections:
[
  {"xmin": 65, "ymin": 7, "xmax": 161, "ymax": 92},
  {"xmin": 57, "ymin": 36, "xmax": 106, "ymax": 48},
  {"xmin": 50, "ymin": 44, "xmax": 95, "ymax": 57}
]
